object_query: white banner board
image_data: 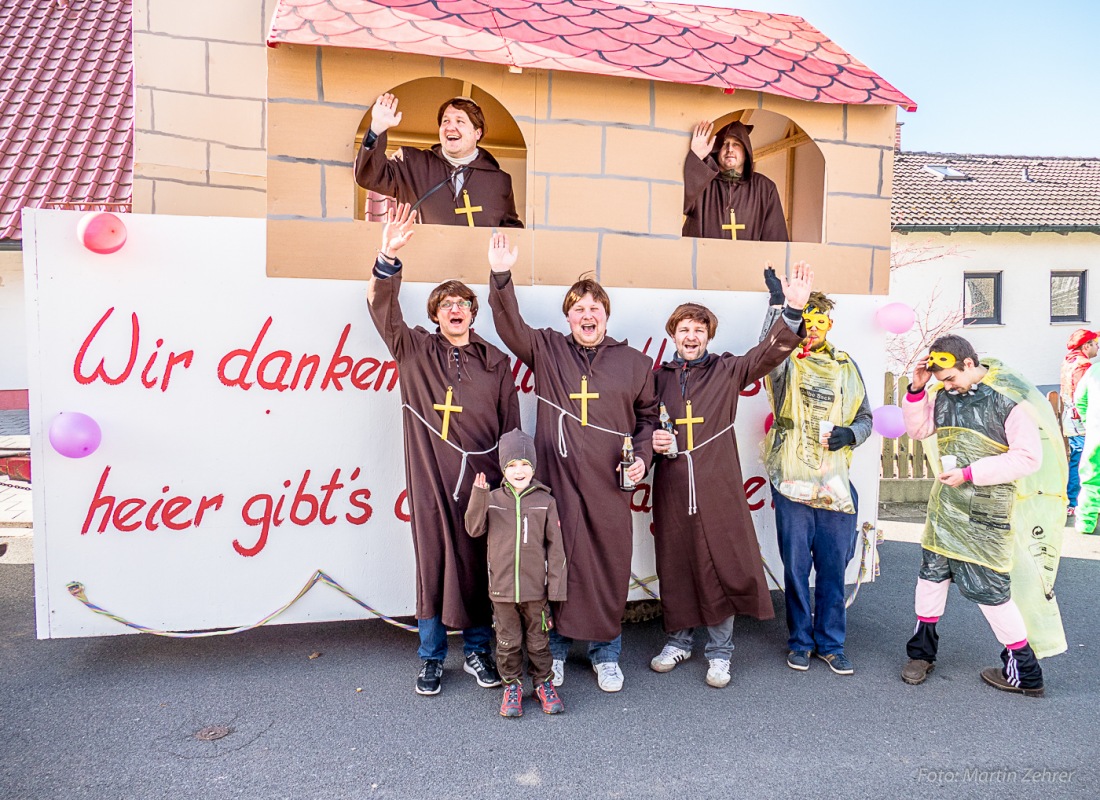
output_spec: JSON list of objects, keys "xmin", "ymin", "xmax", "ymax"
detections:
[{"xmin": 24, "ymin": 209, "xmax": 885, "ymax": 638}]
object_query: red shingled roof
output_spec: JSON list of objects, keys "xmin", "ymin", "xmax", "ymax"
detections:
[
  {"xmin": 0, "ymin": 0, "xmax": 134, "ymax": 241},
  {"xmin": 892, "ymin": 152, "xmax": 1100, "ymax": 232},
  {"xmin": 267, "ymin": 0, "xmax": 915, "ymax": 111}
]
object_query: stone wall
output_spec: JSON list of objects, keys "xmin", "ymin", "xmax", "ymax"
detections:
[
  {"xmin": 266, "ymin": 46, "xmax": 896, "ymax": 294},
  {"xmin": 132, "ymin": 0, "xmax": 278, "ymax": 217}
]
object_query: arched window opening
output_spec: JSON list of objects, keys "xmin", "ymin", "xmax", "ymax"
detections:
[{"xmin": 353, "ymin": 77, "xmax": 527, "ymax": 227}]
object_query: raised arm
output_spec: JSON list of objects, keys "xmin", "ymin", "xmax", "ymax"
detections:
[
  {"xmin": 366, "ymin": 204, "xmax": 418, "ymax": 360},
  {"xmin": 734, "ymin": 263, "xmax": 809, "ymax": 388},
  {"xmin": 486, "ymin": 233, "xmax": 539, "ymax": 367},
  {"xmin": 683, "ymin": 120, "xmax": 718, "ymax": 213},
  {"xmin": 464, "ymin": 475, "xmax": 490, "ymax": 538},
  {"xmin": 903, "ymin": 356, "xmax": 938, "ymax": 441}
]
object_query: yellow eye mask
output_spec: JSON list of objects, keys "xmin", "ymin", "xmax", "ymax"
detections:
[
  {"xmin": 802, "ymin": 311, "xmax": 832, "ymax": 329},
  {"xmin": 927, "ymin": 351, "xmax": 957, "ymax": 369}
]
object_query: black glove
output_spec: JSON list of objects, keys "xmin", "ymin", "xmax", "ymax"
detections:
[
  {"xmin": 826, "ymin": 426, "xmax": 856, "ymax": 451},
  {"xmin": 764, "ymin": 267, "xmax": 784, "ymax": 306}
]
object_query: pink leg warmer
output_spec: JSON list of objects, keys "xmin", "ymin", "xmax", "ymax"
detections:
[
  {"xmin": 978, "ymin": 600, "xmax": 1028, "ymax": 646},
  {"xmin": 914, "ymin": 578, "xmax": 950, "ymax": 620}
]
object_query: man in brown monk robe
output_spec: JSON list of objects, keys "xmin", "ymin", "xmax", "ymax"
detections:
[
  {"xmin": 355, "ymin": 93, "xmax": 523, "ymax": 228},
  {"xmin": 648, "ymin": 264, "xmax": 811, "ymax": 689},
  {"xmin": 682, "ymin": 119, "xmax": 789, "ymax": 242},
  {"xmin": 487, "ymin": 233, "xmax": 659, "ymax": 693},
  {"xmin": 367, "ymin": 204, "xmax": 521, "ymax": 697}
]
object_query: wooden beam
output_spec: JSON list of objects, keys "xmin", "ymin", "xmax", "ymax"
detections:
[{"xmin": 754, "ymin": 131, "xmax": 812, "ymax": 161}]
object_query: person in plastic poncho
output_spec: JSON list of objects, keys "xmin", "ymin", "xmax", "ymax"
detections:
[
  {"xmin": 1061, "ymin": 328, "xmax": 1097, "ymax": 518},
  {"xmin": 901, "ymin": 335, "xmax": 1067, "ymax": 697},
  {"xmin": 1073, "ymin": 358, "xmax": 1100, "ymax": 535},
  {"xmin": 761, "ymin": 277, "xmax": 872, "ymax": 676}
]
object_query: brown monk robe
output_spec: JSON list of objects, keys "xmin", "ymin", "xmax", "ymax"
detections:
[
  {"xmin": 355, "ymin": 130, "xmax": 523, "ymax": 228},
  {"xmin": 489, "ymin": 273, "xmax": 659, "ymax": 643},
  {"xmin": 369, "ymin": 271, "xmax": 520, "ymax": 629},
  {"xmin": 682, "ymin": 120, "xmax": 789, "ymax": 242},
  {"xmin": 652, "ymin": 318, "xmax": 803, "ymax": 632}
]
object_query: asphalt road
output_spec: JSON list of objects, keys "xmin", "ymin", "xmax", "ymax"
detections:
[{"xmin": 1, "ymin": 541, "xmax": 1096, "ymax": 799}]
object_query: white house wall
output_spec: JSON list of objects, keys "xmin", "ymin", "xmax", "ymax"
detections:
[{"xmin": 890, "ymin": 231, "xmax": 1100, "ymax": 387}]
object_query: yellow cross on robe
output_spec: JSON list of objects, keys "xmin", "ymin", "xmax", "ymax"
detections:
[
  {"xmin": 432, "ymin": 385, "xmax": 463, "ymax": 441},
  {"xmin": 454, "ymin": 189, "xmax": 483, "ymax": 227},
  {"xmin": 675, "ymin": 400, "xmax": 705, "ymax": 451},
  {"xmin": 721, "ymin": 209, "xmax": 746, "ymax": 240},
  {"xmin": 569, "ymin": 376, "xmax": 600, "ymax": 426}
]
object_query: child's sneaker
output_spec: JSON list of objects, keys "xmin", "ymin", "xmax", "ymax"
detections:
[
  {"xmin": 499, "ymin": 683, "xmax": 523, "ymax": 717},
  {"xmin": 535, "ymin": 680, "xmax": 564, "ymax": 714},
  {"xmin": 593, "ymin": 661, "xmax": 624, "ymax": 692}
]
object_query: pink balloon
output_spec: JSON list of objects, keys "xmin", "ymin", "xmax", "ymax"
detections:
[
  {"xmin": 872, "ymin": 404, "xmax": 906, "ymax": 439},
  {"xmin": 49, "ymin": 412, "xmax": 102, "ymax": 458},
  {"xmin": 77, "ymin": 212, "xmax": 127, "ymax": 255},
  {"xmin": 875, "ymin": 302, "xmax": 916, "ymax": 334}
]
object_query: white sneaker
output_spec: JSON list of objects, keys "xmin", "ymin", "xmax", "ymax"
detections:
[
  {"xmin": 593, "ymin": 661, "xmax": 624, "ymax": 692},
  {"xmin": 706, "ymin": 658, "xmax": 731, "ymax": 688},
  {"xmin": 650, "ymin": 644, "xmax": 692, "ymax": 673},
  {"xmin": 551, "ymin": 659, "xmax": 565, "ymax": 687}
]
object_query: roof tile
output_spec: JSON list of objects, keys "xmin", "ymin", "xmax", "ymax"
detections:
[
  {"xmin": 0, "ymin": 0, "xmax": 133, "ymax": 240},
  {"xmin": 892, "ymin": 152, "xmax": 1100, "ymax": 230},
  {"xmin": 267, "ymin": 0, "xmax": 915, "ymax": 109}
]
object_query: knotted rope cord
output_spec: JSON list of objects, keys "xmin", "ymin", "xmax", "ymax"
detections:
[
  {"xmin": 535, "ymin": 395, "xmax": 626, "ymax": 457},
  {"xmin": 66, "ymin": 570, "xmax": 432, "ymax": 638},
  {"xmin": 674, "ymin": 419, "xmax": 737, "ymax": 515},
  {"xmin": 401, "ymin": 404, "xmax": 497, "ymax": 500}
]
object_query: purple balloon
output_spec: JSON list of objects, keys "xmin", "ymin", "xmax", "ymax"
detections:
[
  {"xmin": 875, "ymin": 302, "xmax": 916, "ymax": 334},
  {"xmin": 49, "ymin": 412, "xmax": 102, "ymax": 458},
  {"xmin": 872, "ymin": 404, "xmax": 906, "ymax": 439}
]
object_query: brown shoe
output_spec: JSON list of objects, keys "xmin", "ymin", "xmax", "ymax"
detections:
[
  {"xmin": 901, "ymin": 658, "xmax": 934, "ymax": 685},
  {"xmin": 980, "ymin": 667, "xmax": 1045, "ymax": 697}
]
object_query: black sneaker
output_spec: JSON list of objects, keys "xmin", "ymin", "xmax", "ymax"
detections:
[
  {"xmin": 786, "ymin": 650, "xmax": 811, "ymax": 671},
  {"xmin": 415, "ymin": 659, "xmax": 443, "ymax": 696},
  {"xmin": 464, "ymin": 651, "xmax": 502, "ymax": 688}
]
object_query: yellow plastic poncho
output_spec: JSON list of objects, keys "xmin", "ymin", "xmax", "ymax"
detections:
[
  {"xmin": 764, "ymin": 343, "xmax": 866, "ymax": 514},
  {"xmin": 920, "ymin": 358, "xmax": 1068, "ymax": 658}
]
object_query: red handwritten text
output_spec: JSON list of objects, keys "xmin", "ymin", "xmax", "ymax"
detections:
[
  {"xmin": 74, "ymin": 308, "xmax": 194, "ymax": 392},
  {"xmin": 82, "ymin": 466, "xmax": 223, "ymax": 534}
]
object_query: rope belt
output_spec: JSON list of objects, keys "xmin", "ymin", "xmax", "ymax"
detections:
[
  {"xmin": 535, "ymin": 395, "xmax": 626, "ymax": 458},
  {"xmin": 402, "ymin": 404, "xmax": 497, "ymax": 500},
  {"xmin": 677, "ymin": 420, "xmax": 737, "ymax": 515}
]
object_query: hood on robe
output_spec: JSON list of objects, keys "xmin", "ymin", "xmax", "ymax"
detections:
[
  {"xmin": 428, "ymin": 144, "xmax": 506, "ymax": 172},
  {"xmin": 708, "ymin": 120, "xmax": 755, "ymax": 180}
]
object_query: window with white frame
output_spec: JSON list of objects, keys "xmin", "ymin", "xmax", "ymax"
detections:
[{"xmin": 1051, "ymin": 271, "xmax": 1087, "ymax": 323}]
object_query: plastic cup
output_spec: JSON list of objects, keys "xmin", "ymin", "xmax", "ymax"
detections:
[
  {"xmin": 941, "ymin": 455, "xmax": 957, "ymax": 472},
  {"xmin": 819, "ymin": 421, "xmax": 834, "ymax": 444}
]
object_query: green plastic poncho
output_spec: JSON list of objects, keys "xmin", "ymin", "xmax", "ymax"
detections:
[
  {"xmin": 1073, "ymin": 365, "xmax": 1100, "ymax": 533},
  {"xmin": 764, "ymin": 343, "xmax": 865, "ymax": 514},
  {"xmin": 920, "ymin": 358, "xmax": 1067, "ymax": 658}
]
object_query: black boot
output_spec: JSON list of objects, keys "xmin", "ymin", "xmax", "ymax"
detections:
[
  {"xmin": 902, "ymin": 620, "xmax": 938, "ymax": 685},
  {"xmin": 980, "ymin": 644, "xmax": 1044, "ymax": 697}
]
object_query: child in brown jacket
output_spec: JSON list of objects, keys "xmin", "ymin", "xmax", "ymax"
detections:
[{"xmin": 466, "ymin": 428, "xmax": 567, "ymax": 717}]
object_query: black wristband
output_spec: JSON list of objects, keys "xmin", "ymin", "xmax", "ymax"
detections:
[{"xmin": 782, "ymin": 304, "xmax": 803, "ymax": 322}]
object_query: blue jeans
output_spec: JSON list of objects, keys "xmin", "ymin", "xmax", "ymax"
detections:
[
  {"xmin": 773, "ymin": 485, "xmax": 859, "ymax": 656},
  {"xmin": 1068, "ymin": 435, "xmax": 1084, "ymax": 508},
  {"xmin": 417, "ymin": 615, "xmax": 493, "ymax": 662},
  {"xmin": 548, "ymin": 629, "xmax": 622, "ymax": 665}
]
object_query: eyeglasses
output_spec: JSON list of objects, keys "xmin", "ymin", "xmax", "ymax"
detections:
[
  {"xmin": 802, "ymin": 312, "xmax": 831, "ymax": 329},
  {"xmin": 438, "ymin": 300, "xmax": 473, "ymax": 311},
  {"xmin": 927, "ymin": 351, "xmax": 957, "ymax": 369}
]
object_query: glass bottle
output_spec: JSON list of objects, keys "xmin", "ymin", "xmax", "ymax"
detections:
[{"xmin": 619, "ymin": 435, "xmax": 636, "ymax": 491}]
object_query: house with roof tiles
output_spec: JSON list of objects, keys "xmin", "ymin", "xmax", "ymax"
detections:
[
  {"xmin": 3, "ymin": 0, "xmax": 914, "ymax": 407},
  {"xmin": 890, "ymin": 150, "xmax": 1100, "ymax": 386},
  {"xmin": 262, "ymin": 0, "xmax": 914, "ymax": 292}
]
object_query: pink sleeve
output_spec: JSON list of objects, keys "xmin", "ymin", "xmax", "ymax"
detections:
[
  {"xmin": 968, "ymin": 404, "xmax": 1042, "ymax": 486},
  {"xmin": 902, "ymin": 389, "xmax": 936, "ymax": 440}
]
